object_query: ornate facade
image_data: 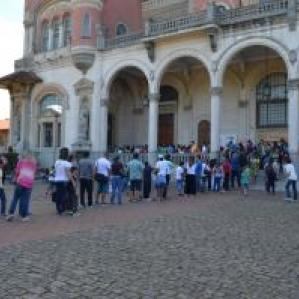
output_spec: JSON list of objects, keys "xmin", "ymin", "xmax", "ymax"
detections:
[{"xmin": 1, "ymin": 0, "xmax": 299, "ymax": 166}]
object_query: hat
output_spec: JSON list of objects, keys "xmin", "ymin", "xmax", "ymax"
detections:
[{"xmin": 158, "ymin": 154, "xmax": 163, "ymax": 159}]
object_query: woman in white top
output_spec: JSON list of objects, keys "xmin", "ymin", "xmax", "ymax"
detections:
[
  {"xmin": 185, "ymin": 156, "xmax": 196, "ymax": 196},
  {"xmin": 54, "ymin": 147, "xmax": 72, "ymax": 215},
  {"xmin": 284, "ymin": 158, "xmax": 297, "ymax": 201}
]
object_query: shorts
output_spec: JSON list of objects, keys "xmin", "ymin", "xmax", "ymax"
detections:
[
  {"xmin": 155, "ymin": 175, "xmax": 167, "ymax": 188},
  {"xmin": 97, "ymin": 178, "xmax": 109, "ymax": 193},
  {"xmin": 130, "ymin": 179, "xmax": 142, "ymax": 192}
]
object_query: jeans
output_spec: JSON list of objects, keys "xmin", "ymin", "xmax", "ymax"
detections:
[
  {"xmin": 55, "ymin": 182, "xmax": 68, "ymax": 215},
  {"xmin": 80, "ymin": 178, "xmax": 93, "ymax": 207},
  {"xmin": 0, "ymin": 187, "xmax": 6, "ymax": 215},
  {"xmin": 176, "ymin": 179, "xmax": 184, "ymax": 194},
  {"xmin": 231, "ymin": 169, "xmax": 241, "ymax": 188},
  {"xmin": 9, "ymin": 185, "xmax": 32, "ymax": 218},
  {"xmin": 213, "ymin": 177, "xmax": 221, "ymax": 192},
  {"xmin": 111, "ymin": 176, "xmax": 123, "ymax": 204},
  {"xmin": 285, "ymin": 180, "xmax": 297, "ymax": 200},
  {"xmin": 266, "ymin": 179, "xmax": 275, "ymax": 193},
  {"xmin": 196, "ymin": 175, "xmax": 202, "ymax": 192}
]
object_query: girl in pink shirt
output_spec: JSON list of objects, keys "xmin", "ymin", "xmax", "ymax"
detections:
[{"xmin": 7, "ymin": 154, "xmax": 37, "ymax": 222}]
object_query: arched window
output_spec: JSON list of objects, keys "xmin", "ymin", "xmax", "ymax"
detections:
[
  {"xmin": 160, "ymin": 85, "xmax": 178, "ymax": 102},
  {"xmin": 52, "ymin": 18, "xmax": 60, "ymax": 50},
  {"xmin": 116, "ymin": 23, "xmax": 127, "ymax": 36},
  {"xmin": 256, "ymin": 73, "xmax": 287, "ymax": 128},
  {"xmin": 38, "ymin": 94, "xmax": 63, "ymax": 148},
  {"xmin": 63, "ymin": 14, "xmax": 72, "ymax": 47},
  {"xmin": 41, "ymin": 22, "xmax": 49, "ymax": 52},
  {"xmin": 81, "ymin": 13, "xmax": 91, "ymax": 37}
]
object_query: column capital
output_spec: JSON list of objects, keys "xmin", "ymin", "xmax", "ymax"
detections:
[
  {"xmin": 288, "ymin": 79, "xmax": 299, "ymax": 91},
  {"xmin": 148, "ymin": 93, "xmax": 160, "ymax": 103},
  {"xmin": 100, "ymin": 98, "xmax": 109, "ymax": 107},
  {"xmin": 210, "ymin": 86, "xmax": 223, "ymax": 96}
]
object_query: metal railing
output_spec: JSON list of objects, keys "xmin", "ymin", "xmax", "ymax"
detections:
[{"xmin": 102, "ymin": 0, "xmax": 292, "ymax": 50}]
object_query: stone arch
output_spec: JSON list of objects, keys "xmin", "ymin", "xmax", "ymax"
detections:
[
  {"xmin": 102, "ymin": 59, "xmax": 152, "ymax": 99},
  {"xmin": 31, "ymin": 83, "xmax": 69, "ymax": 148},
  {"xmin": 32, "ymin": 83, "xmax": 69, "ymax": 109},
  {"xmin": 155, "ymin": 48, "xmax": 212, "ymax": 93},
  {"xmin": 216, "ymin": 36, "xmax": 292, "ymax": 86}
]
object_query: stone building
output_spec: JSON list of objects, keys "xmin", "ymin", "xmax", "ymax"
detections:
[{"xmin": 0, "ymin": 0, "xmax": 299, "ymax": 166}]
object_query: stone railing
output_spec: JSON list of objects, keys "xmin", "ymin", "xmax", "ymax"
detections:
[{"xmin": 102, "ymin": 0, "xmax": 292, "ymax": 50}]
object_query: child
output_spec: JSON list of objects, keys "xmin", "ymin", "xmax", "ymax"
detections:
[
  {"xmin": 241, "ymin": 164, "xmax": 251, "ymax": 196},
  {"xmin": 176, "ymin": 161, "xmax": 184, "ymax": 196},
  {"xmin": 213, "ymin": 163, "xmax": 223, "ymax": 192},
  {"xmin": 0, "ymin": 159, "xmax": 6, "ymax": 216}
]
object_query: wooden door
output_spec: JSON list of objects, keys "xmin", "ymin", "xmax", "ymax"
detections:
[
  {"xmin": 158, "ymin": 114, "xmax": 174, "ymax": 145},
  {"xmin": 198, "ymin": 120, "xmax": 210, "ymax": 147}
]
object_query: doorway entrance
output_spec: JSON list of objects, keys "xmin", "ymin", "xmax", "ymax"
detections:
[
  {"xmin": 198, "ymin": 120, "xmax": 210, "ymax": 146},
  {"xmin": 159, "ymin": 114, "xmax": 174, "ymax": 145}
]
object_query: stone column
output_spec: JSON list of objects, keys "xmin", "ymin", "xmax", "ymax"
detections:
[
  {"xmin": 48, "ymin": 26, "xmax": 53, "ymax": 51},
  {"xmin": 210, "ymin": 86, "xmax": 222, "ymax": 156},
  {"xmin": 288, "ymin": 79, "xmax": 299, "ymax": 154},
  {"xmin": 99, "ymin": 99, "xmax": 108, "ymax": 155},
  {"xmin": 17, "ymin": 90, "xmax": 32, "ymax": 152},
  {"xmin": 148, "ymin": 93, "xmax": 159, "ymax": 162},
  {"xmin": 58, "ymin": 21, "xmax": 64, "ymax": 48},
  {"xmin": 9, "ymin": 95, "xmax": 14, "ymax": 147}
]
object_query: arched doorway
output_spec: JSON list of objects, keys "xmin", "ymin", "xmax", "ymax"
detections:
[
  {"xmin": 221, "ymin": 45, "xmax": 288, "ymax": 143},
  {"xmin": 198, "ymin": 120, "xmax": 210, "ymax": 147},
  {"xmin": 158, "ymin": 85, "xmax": 178, "ymax": 146},
  {"xmin": 108, "ymin": 66, "xmax": 148, "ymax": 150}
]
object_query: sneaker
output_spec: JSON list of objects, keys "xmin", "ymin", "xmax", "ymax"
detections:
[
  {"xmin": 21, "ymin": 217, "xmax": 30, "ymax": 222},
  {"xmin": 6, "ymin": 215, "xmax": 14, "ymax": 222}
]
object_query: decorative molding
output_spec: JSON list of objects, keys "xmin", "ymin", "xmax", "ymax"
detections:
[
  {"xmin": 210, "ymin": 87, "xmax": 223, "ymax": 96},
  {"xmin": 74, "ymin": 78, "xmax": 94, "ymax": 96},
  {"xmin": 288, "ymin": 79, "xmax": 299, "ymax": 91},
  {"xmin": 288, "ymin": 49, "xmax": 297, "ymax": 65},
  {"xmin": 144, "ymin": 41, "xmax": 156, "ymax": 63},
  {"xmin": 148, "ymin": 93, "xmax": 160, "ymax": 103}
]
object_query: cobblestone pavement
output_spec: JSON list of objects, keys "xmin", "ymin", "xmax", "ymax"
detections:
[{"xmin": 0, "ymin": 184, "xmax": 299, "ymax": 298}]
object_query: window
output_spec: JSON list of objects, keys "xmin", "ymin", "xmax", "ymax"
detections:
[
  {"xmin": 39, "ymin": 94, "xmax": 63, "ymax": 148},
  {"xmin": 256, "ymin": 73, "xmax": 287, "ymax": 128},
  {"xmin": 41, "ymin": 22, "xmax": 49, "ymax": 52},
  {"xmin": 63, "ymin": 15, "xmax": 71, "ymax": 47},
  {"xmin": 43, "ymin": 123, "xmax": 53, "ymax": 148},
  {"xmin": 160, "ymin": 85, "xmax": 178, "ymax": 102},
  {"xmin": 116, "ymin": 23, "xmax": 127, "ymax": 36},
  {"xmin": 81, "ymin": 13, "xmax": 91, "ymax": 37},
  {"xmin": 52, "ymin": 19, "xmax": 60, "ymax": 49},
  {"xmin": 40, "ymin": 94, "xmax": 63, "ymax": 115}
]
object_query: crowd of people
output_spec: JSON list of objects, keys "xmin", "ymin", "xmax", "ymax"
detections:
[{"xmin": 0, "ymin": 138, "xmax": 298, "ymax": 222}]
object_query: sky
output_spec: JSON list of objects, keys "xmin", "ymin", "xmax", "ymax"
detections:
[{"xmin": 0, "ymin": 1, "xmax": 24, "ymax": 120}]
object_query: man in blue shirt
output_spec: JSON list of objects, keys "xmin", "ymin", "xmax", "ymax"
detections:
[
  {"xmin": 127, "ymin": 153, "xmax": 144, "ymax": 202},
  {"xmin": 195, "ymin": 156, "xmax": 203, "ymax": 192}
]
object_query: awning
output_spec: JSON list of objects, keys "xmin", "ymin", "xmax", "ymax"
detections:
[{"xmin": 0, "ymin": 71, "xmax": 42, "ymax": 90}]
